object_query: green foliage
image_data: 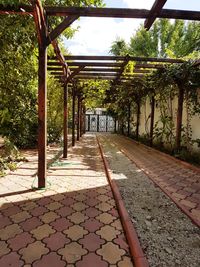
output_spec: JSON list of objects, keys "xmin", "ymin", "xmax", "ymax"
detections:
[
  {"xmin": 110, "ymin": 37, "xmax": 128, "ymax": 56},
  {"xmin": 0, "ymin": 15, "xmax": 38, "ymax": 148},
  {"xmin": 80, "ymin": 80, "xmax": 110, "ymax": 109},
  {"xmin": 47, "ymin": 76, "xmax": 64, "ymax": 143}
]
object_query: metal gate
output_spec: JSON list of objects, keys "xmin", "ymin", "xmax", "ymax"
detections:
[{"xmin": 85, "ymin": 115, "xmax": 115, "ymax": 132}]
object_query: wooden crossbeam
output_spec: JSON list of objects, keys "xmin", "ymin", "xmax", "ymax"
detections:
[
  {"xmin": 66, "ymin": 66, "xmax": 85, "ymax": 82},
  {"xmin": 48, "ymin": 67, "xmax": 121, "ymax": 72},
  {"xmin": 144, "ymin": 0, "xmax": 167, "ymax": 30},
  {"xmin": 60, "ymin": 55, "xmax": 183, "ymax": 63},
  {"xmin": 74, "ymin": 72, "xmax": 118, "ymax": 77},
  {"xmin": 1, "ymin": 5, "xmax": 200, "ymax": 22},
  {"xmin": 135, "ymin": 63, "xmax": 164, "ymax": 69},
  {"xmin": 47, "ymin": 15, "xmax": 79, "ymax": 45},
  {"xmin": 48, "ymin": 62, "xmax": 123, "ymax": 67}
]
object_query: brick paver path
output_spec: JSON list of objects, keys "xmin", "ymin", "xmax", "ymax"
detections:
[
  {"xmin": 0, "ymin": 134, "xmax": 133, "ymax": 266},
  {"xmin": 103, "ymin": 134, "xmax": 200, "ymax": 227}
]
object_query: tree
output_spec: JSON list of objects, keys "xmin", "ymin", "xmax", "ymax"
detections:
[{"xmin": 0, "ymin": 0, "xmax": 104, "ymax": 147}]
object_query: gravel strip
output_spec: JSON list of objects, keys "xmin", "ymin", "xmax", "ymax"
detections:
[{"xmin": 98, "ymin": 134, "xmax": 200, "ymax": 267}]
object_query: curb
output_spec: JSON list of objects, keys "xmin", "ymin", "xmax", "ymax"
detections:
[
  {"xmin": 111, "ymin": 137, "xmax": 200, "ymax": 228},
  {"xmin": 96, "ymin": 135, "xmax": 149, "ymax": 267}
]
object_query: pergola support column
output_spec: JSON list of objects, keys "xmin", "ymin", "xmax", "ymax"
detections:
[
  {"xmin": 80, "ymin": 100, "xmax": 83, "ymax": 137},
  {"xmin": 72, "ymin": 85, "xmax": 76, "ymax": 146},
  {"xmin": 63, "ymin": 83, "xmax": 68, "ymax": 158},
  {"xmin": 127, "ymin": 103, "xmax": 131, "ymax": 136},
  {"xmin": 136, "ymin": 101, "xmax": 140, "ymax": 140},
  {"xmin": 38, "ymin": 45, "xmax": 47, "ymax": 188},
  {"xmin": 77, "ymin": 95, "xmax": 81, "ymax": 141},
  {"xmin": 150, "ymin": 96, "xmax": 155, "ymax": 146},
  {"xmin": 176, "ymin": 86, "xmax": 184, "ymax": 151}
]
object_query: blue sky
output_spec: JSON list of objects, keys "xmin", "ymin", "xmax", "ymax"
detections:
[{"xmin": 65, "ymin": 0, "xmax": 200, "ymax": 55}]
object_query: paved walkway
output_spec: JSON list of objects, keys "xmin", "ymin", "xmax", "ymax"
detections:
[
  {"xmin": 104, "ymin": 134, "xmax": 200, "ymax": 227},
  {"xmin": 0, "ymin": 135, "xmax": 133, "ymax": 266}
]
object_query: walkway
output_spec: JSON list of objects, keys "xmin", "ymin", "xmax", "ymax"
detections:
[
  {"xmin": 102, "ymin": 134, "xmax": 200, "ymax": 227},
  {"xmin": 0, "ymin": 135, "xmax": 133, "ymax": 267}
]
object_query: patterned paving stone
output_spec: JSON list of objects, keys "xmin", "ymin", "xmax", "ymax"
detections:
[
  {"xmin": 45, "ymin": 201, "xmax": 63, "ymax": 211},
  {"xmin": 0, "ymin": 251, "xmax": 24, "ymax": 267},
  {"xmin": 36, "ymin": 197, "xmax": 52, "ymax": 206},
  {"xmin": 0, "ymin": 135, "xmax": 134, "ymax": 267},
  {"xmin": 19, "ymin": 241, "xmax": 49, "ymax": 264},
  {"xmin": 96, "ymin": 225, "xmax": 120, "ymax": 241},
  {"xmin": 79, "ymin": 233, "xmax": 106, "ymax": 251},
  {"xmin": 84, "ymin": 207, "xmax": 101, "ymax": 218},
  {"xmin": 96, "ymin": 213, "xmax": 116, "ymax": 224},
  {"xmin": 20, "ymin": 217, "xmax": 43, "ymax": 232},
  {"xmin": 64, "ymin": 225, "xmax": 88, "ymax": 241},
  {"xmin": 43, "ymin": 232, "xmax": 70, "ymax": 251},
  {"xmin": 60, "ymin": 197, "xmax": 76, "ymax": 206},
  {"xmin": 118, "ymin": 256, "xmax": 134, "ymax": 267},
  {"xmin": 76, "ymin": 253, "xmax": 108, "ymax": 267},
  {"xmin": 31, "ymin": 224, "xmax": 55, "ymax": 240},
  {"xmin": 40, "ymin": 211, "xmax": 60, "ymax": 224},
  {"xmin": 0, "ymin": 215, "xmax": 12, "ymax": 229},
  {"xmin": 97, "ymin": 242, "xmax": 125, "ymax": 264},
  {"xmin": 72, "ymin": 202, "xmax": 89, "ymax": 211},
  {"xmin": 81, "ymin": 218, "xmax": 104, "ymax": 232},
  {"xmin": 113, "ymin": 234, "xmax": 129, "ymax": 252},
  {"xmin": 68, "ymin": 211, "xmax": 88, "ymax": 224},
  {"xmin": 84, "ymin": 197, "xmax": 100, "ymax": 207},
  {"xmin": 10, "ymin": 210, "xmax": 31, "ymax": 223},
  {"xmin": 30, "ymin": 206, "xmax": 48, "ymax": 216},
  {"xmin": 0, "ymin": 240, "xmax": 11, "ymax": 257},
  {"xmin": 58, "ymin": 242, "xmax": 87, "ymax": 264},
  {"xmin": 0, "ymin": 223, "xmax": 22, "ymax": 240},
  {"xmin": 50, "ymin": 217, "xmax": 73, "ymax": 231},
  {"xmin": 33, "ymin": 252, "xmax": 66, "ymax": 267},
  {"xmin": 8, "ymin": 232, "xmax": 34, "ymax": 251},
  {"xmin": 111, "ymin": 219, "xmax": 123, "ymax": 231},
  {"xmin": 56, "ymin": 206, "xmax": 74, "ymax": 217},
  {"xmin": 2, "ymin": 205, "xmax": 21, "ymax": 216}
]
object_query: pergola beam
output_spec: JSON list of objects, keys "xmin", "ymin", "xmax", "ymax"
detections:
[
  {"xmin": 47, "ymin": 15, "xmax": 79, "ymax": 45},
  {"xmin": 60, "ymin": 55, "xmax": 183, "ymax": 63},
  {"xmin": 144, "ymin": 0, "xmax": 167, "ymax": 30},
  {"xmin": 1, "ymin": 5, "xmax": 200, "ymax": 22}
]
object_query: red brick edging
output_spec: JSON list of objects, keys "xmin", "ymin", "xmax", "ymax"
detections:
[
  {"xmin": 114, "ymin": 136, "xmax": 200, "ymax": 228},
  {"xmin": 96, "ymin": 136, "xmax": 149, "ymax": 267}
]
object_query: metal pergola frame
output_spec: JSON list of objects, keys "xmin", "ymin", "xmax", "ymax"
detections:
[{"xmin": 1, "ymin": 0, "xmax": 200, "ymax": 188}]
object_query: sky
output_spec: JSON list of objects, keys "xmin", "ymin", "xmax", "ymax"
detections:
[{"xmin": 65, "ymin": 0, "xmax": 200, "ymax": 56}]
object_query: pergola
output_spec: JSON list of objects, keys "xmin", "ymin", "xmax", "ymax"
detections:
[{"xmin": 1, "ymin": 0, "xmax": 200, "ymax": 188}]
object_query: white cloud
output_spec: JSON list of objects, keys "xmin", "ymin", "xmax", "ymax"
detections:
[
  {"xmin": 122, "ymin": 0, "xmax": 154, "ymax": 9},
  {"xmin": 65, "ymin": 0, "xmax": 155, "ymax": 55},
  {"xmin": 65, "ymin": 17, "xmax": 143, "ymax": 55}
]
